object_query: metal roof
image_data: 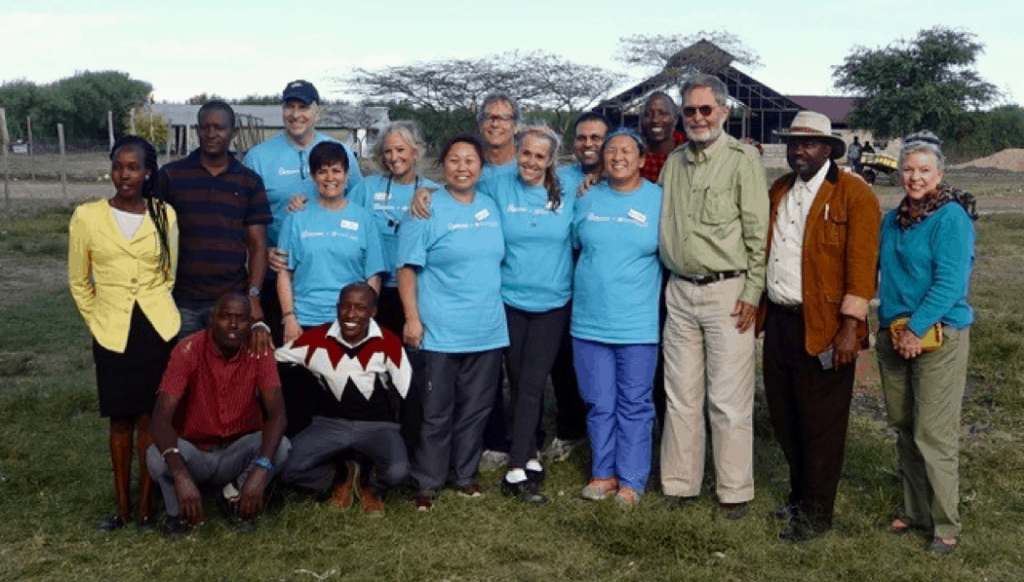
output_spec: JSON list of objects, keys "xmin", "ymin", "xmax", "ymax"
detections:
[{"xmin": 150, "ymin": 103, "xmax": 390, "ymax": 130}]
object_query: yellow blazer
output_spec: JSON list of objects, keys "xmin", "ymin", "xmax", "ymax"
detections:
[{"xmin": 68, "ymin": 198, "xmax": 180, "ymax": 353}]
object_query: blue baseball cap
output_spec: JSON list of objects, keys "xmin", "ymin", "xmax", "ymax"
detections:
[{"xmin": 282, "ymin": 80, "xmax": 320, "ymax": 105}]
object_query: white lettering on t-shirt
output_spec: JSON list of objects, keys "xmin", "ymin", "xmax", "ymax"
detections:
[
  {"xmin": 278, "ymin": 168, "xmax": 301, "ymax": 176},
  {"xmin": 340, "ymin": 220, "xmax": 360, "ymax": 231}
]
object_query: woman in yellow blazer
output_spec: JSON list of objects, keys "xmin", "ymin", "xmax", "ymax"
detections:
[{"xmin": 68, "ymin": 135, "xmax": 179, "ymax": 530}]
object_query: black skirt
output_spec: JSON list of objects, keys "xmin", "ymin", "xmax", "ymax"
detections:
[{"xmin": 92, "ymin": 304, "xmax": 174, "ymax": 418}]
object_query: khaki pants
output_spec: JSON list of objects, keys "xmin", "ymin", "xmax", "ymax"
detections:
[
  {"xmin": 660, "ymin": 275, "xmax": 755, "ymax": 503},
  {"xmin": 877, "ymin": 326, "xmax": 970, "ymax": 539}
]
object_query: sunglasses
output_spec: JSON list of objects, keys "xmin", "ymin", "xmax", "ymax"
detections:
[{"xmin": 682, "ymin": 105, "xmax": 715, "ymax": 118}]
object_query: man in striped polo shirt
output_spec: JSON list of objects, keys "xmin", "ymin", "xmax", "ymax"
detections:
[{"xmin": 155, "ymin": 100, "xmax": 273, "ymax": 354}]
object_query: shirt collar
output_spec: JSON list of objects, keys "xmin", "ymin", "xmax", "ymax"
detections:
[
  {"xmin": 326, "ymin": 318, "xmax": 383, "ymax": 349},
  {"xmin": 204, "ymin": 329, "xmax": 244, "ymax": 362},
  {"xmin": 794, "ymin": 160, "xmax": 831, "ymax": 196},
  {"xmin": 683, "ymin": 133, "xmax": 727, "ymax": 163},
  {"xmin": 185, "ymin": 149, "xmax": 243, "ymax": 176}
]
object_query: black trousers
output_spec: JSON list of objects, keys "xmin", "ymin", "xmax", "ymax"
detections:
[
  {"xmin": 763, "ymin": 302, "xmax": 855, "ymax": 529},
  {"xmin": 504, "ymin": 303, "xmax": 570, "ymax": 467},
  {"xmin": 411, "ymin": 349, "xmax": 503, "ymax": 491},
  {"xmin": 376, "ymin": 286, "xmax": 424, "ymax": 449},
  {"xmin": 546, "ymin": 302, "xmax": 588, "ymax": 442},
  {"xmin": 260, "ymin": 274, "xmax": 284, "ymax": 347}
]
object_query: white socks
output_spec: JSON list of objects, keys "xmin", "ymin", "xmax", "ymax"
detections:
[
  {"xmin": 525, "ymin": 459, "xmax": 543, "ymax": 473},
  {"xmin": 505, "ymin": 469, "xmax": 527, "ymax": 483}
]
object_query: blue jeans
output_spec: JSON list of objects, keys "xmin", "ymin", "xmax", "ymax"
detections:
[
  {"xmin": 572, "ymin": 338, "xmax": 657, "ymax": 491},
  {"xmin": 176, "ymin": 299, "xmax": 216, "ymax": 339}
]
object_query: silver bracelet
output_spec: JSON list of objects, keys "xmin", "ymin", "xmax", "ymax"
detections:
[{"xmin": 161, "ymin": 447, "xmax": 181, "ymax": 459}]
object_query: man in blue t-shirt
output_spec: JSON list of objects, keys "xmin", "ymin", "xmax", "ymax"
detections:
[{"xmin": 243, "ymin": 80, "xmax": 363, "ymax": 342}]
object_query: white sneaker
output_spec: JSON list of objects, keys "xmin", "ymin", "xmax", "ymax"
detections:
[
  {"xmin": 542, "ymin": 438, "xmax": 585, "ymax": 462},
  {"xmin": 478, "ymin": 450, "xmax": 509, "ymax": 472}
]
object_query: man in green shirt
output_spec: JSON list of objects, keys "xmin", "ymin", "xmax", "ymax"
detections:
[{"xmin": 658, "ymin": 74, "xmax": 769, "ymax": 519}]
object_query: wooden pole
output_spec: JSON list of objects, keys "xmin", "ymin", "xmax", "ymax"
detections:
[
  {"xmin": 129, "ymin": 108, "xmax": 136, "ymax": 134},
  {"xmin": 57, "ymin": 123, "xmax": 67, "ymax": 199},
  {"xmin": 26, "ymin": 115, "xmax": 35, "ymax": 181},
  {"xmin": 107, "ymin": 110, "xmax": 115, "ymax": 150},
  {"xmin": 165, "ymin": 121, "xmax": 172, "ymax": 159},
  {"xmin": 1, "ymin": 108, "xmax": 10, "ymax": 214}
]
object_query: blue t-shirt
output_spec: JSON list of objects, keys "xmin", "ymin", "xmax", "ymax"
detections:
[
  {"xmin": 243, "ymin": 132, "xmax": 363, "ymax": 246},
  {"xmin": 878, "ymin": 203, "xmax": 975, "ymax": 335},
  {"xmin": 278, "ymin": 201, "xmax": 385, "ymax": 326},
  {"xmin": 572, "ymin": 180, "xmax": 663, "ymax": 344},
  {"xmin": 487, "ymin": 173, "xmax": 574, "ymax": 312},
  {"xmin": 479, "ymin": 160, "xmax": 518, "ymax": 194},
  {"xmin": 556, "ymin": 163, "xmax": 587, "ymax": 199},
  {"xmin": 349, "ymin": 174, "xmax": 439, "ymax": 288},
  {"xmin": 397, "ymin": 189, "xmax": 508, "ymax": 353}
]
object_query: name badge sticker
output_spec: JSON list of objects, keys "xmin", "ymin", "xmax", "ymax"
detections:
[
  {"xmin": 340, "ymin": 219, "xmax": 360, "ymax": 231},
  {"xmin": 373, "ymin": 192, "xmax": 388, "ymax": 201},
  {"xmin": 474, "ymin": 209, "xmax": 491, "ymax": 222},
  {"xmin": 627, "ymin": 209, "xmax": 647, "ymax": 224}
]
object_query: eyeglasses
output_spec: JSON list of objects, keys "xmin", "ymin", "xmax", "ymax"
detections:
[
  {"xmin": 484, "ymin": 114, "xmax": 515, "ymax": 124},
  {"xmin": 682, "ymin": 105, "xmax": 715, "ymax": 118}
]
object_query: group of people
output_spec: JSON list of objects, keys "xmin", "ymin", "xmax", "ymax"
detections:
[{"xmin": 68, "ymin": 75, "xmax": 977, "ymax": 555}]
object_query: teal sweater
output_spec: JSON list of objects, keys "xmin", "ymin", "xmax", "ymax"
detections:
[{"xmin": 878, "ymin": 202, "xmax": 975, "ymax": 336}]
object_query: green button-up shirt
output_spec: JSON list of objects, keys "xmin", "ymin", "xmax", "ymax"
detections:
[{"xmin": 658, "ymin": 134, "xmax": 769, "ymax": 305}]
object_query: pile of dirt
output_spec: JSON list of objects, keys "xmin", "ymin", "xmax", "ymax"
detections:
[{"xmin": 953, "ymin": 148, "xmax": 1024, "ymax": 172}]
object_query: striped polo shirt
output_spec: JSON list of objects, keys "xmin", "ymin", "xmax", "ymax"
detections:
[{"xmin": 156, "ymin": 150, "xmax": 271, "ymax": 302}]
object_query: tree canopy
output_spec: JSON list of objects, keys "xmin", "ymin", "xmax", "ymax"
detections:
[
  {"xmin": 615, "ymin": 31, "xmax": 762, "ymax": 71},
  {"xmin": 833, "ymin": 26, "xmax": 998, "ymax": 139},
  {"xmin": 0, "ymin": 71, "xmax": 151, "ymax": 142},
  {"xmin": 345, "ymin": 51, "xmax": 618, "ymax": 139}
]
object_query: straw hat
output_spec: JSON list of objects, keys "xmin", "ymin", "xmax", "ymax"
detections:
[{"xmin": 774, "ymin": 111, "xmax": 847, "ymax": 159}]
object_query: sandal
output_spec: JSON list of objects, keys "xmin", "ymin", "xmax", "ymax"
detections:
[
  {"xmin": 888, "ymin": 517, "xmax": 912, "ymax": 535},
  {"xmin": 928, "ymin": 537, "xmax": 958, "ymax": 555}
]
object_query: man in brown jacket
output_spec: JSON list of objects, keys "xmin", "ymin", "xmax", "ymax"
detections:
[{"xmin": 758, "ymin": 111, "xmax": 881, "ymax": 542}]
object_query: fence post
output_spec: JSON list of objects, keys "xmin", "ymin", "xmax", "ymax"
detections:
[
  {"xmin": 108, "ymin": 110, "xmax": 115, "ymax": 150},
  {"xmin": 26, "ymin": 115, "xmax": 35, "ymax": 181},
  {"xmin": 1, "ymin": 108, "xmax": 10, "ymax": 214},
  {"xmin": 57, "ymin": 123, "xmax": 67, "ymax": 199}
]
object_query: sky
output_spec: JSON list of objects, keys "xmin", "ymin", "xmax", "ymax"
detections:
[{"xmin": 1, "ymin": 0, "xmax": 1021, "ymax": 105}]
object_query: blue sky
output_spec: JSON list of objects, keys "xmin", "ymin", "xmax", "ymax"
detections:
[{"xmin": 1, "ymin": 0, "xmax": 1020, "ymax": 105}]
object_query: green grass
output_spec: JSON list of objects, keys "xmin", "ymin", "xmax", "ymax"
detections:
[{"xmin": 1, "ymin": 208, "xmax": 1022, "ymax": 581}]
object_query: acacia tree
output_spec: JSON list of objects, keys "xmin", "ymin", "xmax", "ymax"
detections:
[
  {"xmin": 615, "ymin": 31, "xmax": 762, "ymax": 72},
  {"xmin": 833, "ymin": 26, "xmax": 998, "ymax": 139},
  {"xmin": 345, "ymin": 51, "xmax": 618, "ymax": 143}
]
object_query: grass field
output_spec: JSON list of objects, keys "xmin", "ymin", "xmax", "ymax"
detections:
[{"xmin": 1, "ymin": 200, "xmax": 1022, "ymax": 581}]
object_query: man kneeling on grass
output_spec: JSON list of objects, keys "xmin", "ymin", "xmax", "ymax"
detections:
[
  {"xmin": 147, "ymin": 293, "xmax": 290, "ymax": 535},
  {"xmin": 275, "ymin": 283, "xmax": 412, "ymax": 515}
]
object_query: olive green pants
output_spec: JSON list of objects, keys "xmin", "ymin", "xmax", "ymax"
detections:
[{"xmin": 877, "ymin": 326, "xmax": 970, "ymax": 539}]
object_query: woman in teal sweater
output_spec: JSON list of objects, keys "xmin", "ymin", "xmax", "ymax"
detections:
[{"xmin": 876, "ymin": 131, "xmax": 977, "ymax": 555}]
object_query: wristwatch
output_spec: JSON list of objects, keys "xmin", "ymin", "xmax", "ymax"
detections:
[
  {"xmin": 253, "ymin": 456, "xmax": 274, "ymax": 472},
  {"xmin": 248, "ymin": 285, "xmax": 261, "ymax": 298}
]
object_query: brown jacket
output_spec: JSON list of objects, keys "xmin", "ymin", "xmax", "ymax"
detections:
[{"xmin": 756, "ymin": 161, "xmax": 881, "ymax": 355}]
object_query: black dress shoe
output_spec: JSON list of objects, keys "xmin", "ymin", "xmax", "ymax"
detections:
[
  {"xmin": 665, "ymin": 495, "xmax": 699, "ymax": 509},
  {"xmin": 501, "ymin": 477, "xmax": 548, "ymax": 505},
  {"xmin": 771, "ymin": 503, "xmax": 798, "ymax": 520},
  {"xmin": 779, "ymin": 516, "xmax": 826, "ymax": 543},
  {"xmin": 97, "ymin": 514, "xmax": 127, "ymax": 532},
  {"xmin": 162, "ymin": 515, "xmax": 192, "ymax": 537},
  {"xmin": 136, "ymin": 514, "xmax": 157, "ymax": 531},
  {"xmin": 526, "ymin": 466, "xmax": 546, "ymax": 484}
]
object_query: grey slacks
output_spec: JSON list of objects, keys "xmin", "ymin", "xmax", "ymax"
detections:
[
  {"xmin": 281, "ymin": 417, "xmax": 409, "ymax": 493},
  {"xmin": 146, "ymin": 432, "xmax": 291, "ymax": 518},
  {"xmin": 411, "ymin": 349, "xmax": 503, "ymax": 492}
]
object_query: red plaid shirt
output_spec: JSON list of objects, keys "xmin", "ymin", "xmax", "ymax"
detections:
[
  {"xmin": 641, "ymin": 131, "xmax": 686, "ymax": 183},
  {"xmin": 159, "ymin": 330, "xmax": 281, "ymax": 447}
]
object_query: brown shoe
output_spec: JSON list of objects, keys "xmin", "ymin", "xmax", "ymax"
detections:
[
  {"xmin": 329, "ymin": 461, "xmax": 359, "ymax": 510},
  {"xmin": 359, "ymin": 483, "xmax": 385, "ymax": 516}
]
